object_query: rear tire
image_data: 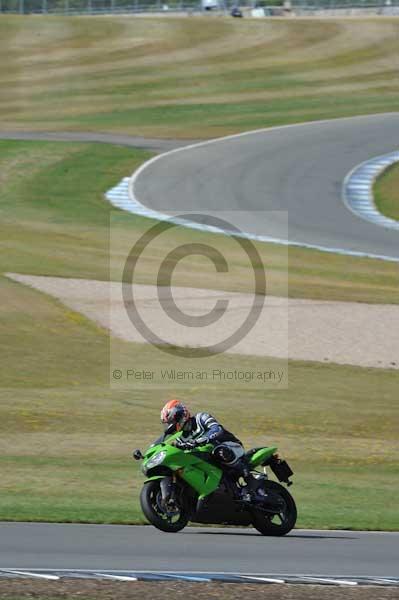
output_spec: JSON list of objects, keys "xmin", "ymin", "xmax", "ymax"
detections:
[
  {"xmin": 140, "ymin": 480, "xmax": 189, "ymax": 533},
  {"xmin": 251, "ymin": 480, "xmax": 297, "ymax": 536}
]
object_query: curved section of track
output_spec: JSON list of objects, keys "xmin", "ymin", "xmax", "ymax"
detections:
[
  {"xmin": 2, "ymin": 115, "xmax": 399, "ymax": 260},
  {"xmin": 0, "ymin": 524, "xmax": 398, "ymax": 578},
  {"xmin": 132, "ymin": 113, "xmax": 399, "ymax": 261}
]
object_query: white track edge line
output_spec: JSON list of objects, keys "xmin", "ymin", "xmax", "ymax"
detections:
[
  {"xmin": 242, "ymin": 576, "xmax": 286, "ymax": 583},
  {"xmin": 301, "ymin": 576, "xmax": 358, "ymax": 585},
  {"xmin": 1, "ymin": 570, "xmax": 397, "ymax": 586},
  {"xmin": 106, "ymin": 177, "xmax": 399, "ymax": 263},
  {"xmin": 1, "ymin": 568, "xmax": 397, "ymax": 579},
  {"xmin": 3, "ymin": 570, "xmax": 59, "ymax": 580},
  {"xmin": 94, "ymin": 573, "xmax": 138, "ymax": 581}
]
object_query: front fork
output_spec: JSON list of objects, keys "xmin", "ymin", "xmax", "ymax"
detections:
[{"xmin": 159, "ymin": 475, "xmax": 177, "ymax": 507}]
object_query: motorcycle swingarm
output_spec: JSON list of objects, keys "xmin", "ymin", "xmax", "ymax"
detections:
[
  {"xmin": 249, "ymin": 503, "xmax": 283, "ymax": 515},
  {"xmin": 248, "ymin": 494, "xmax": 285, "ymax": 514}
]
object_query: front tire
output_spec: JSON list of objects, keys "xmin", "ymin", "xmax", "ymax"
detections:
[
  {"xmin": 140, "ymin": 480, "xmax": 189, "ymax": 533},
  {"xmin": 251, "ymin": 480, "xmax": 297, "ymax": 536}
]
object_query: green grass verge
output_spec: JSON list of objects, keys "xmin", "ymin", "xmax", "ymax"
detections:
[
  {"xmin": 1, "ymin": 141, "xmax": 398, "ymax": 529},
  {"xmin": 374, "ymin": 162, "xmax": 399, "ymax": 222},
  {"xmin": 1, "ymin": 273, "xmax": 398, "ymax": 530},
  {"xmin": 0, "ymin": 16, "xmax": 399, "ymax": 138}
]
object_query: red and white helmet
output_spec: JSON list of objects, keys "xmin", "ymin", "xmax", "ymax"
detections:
[{"xmin": 160, "ymin": 400, "xmax": 191, "ymax": 431}]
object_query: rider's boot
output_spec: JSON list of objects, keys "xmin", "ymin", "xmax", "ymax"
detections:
[{"xmin": 232, "ymin": 458, "xmax": 255, "ymax": 502}]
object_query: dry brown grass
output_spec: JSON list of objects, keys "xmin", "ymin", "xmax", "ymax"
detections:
[{"xmin": 1, "ymin": 16, "xmax": 399, "ymax": 137}]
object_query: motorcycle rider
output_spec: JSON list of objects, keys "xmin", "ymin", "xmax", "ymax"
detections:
[{"xmin": 160, "ymin": 399, "xmax": 252, "ymax": 501}]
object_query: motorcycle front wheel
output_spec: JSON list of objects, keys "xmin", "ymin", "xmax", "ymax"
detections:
[
  {"xmin": 140, "ymin": 480, "xmax": 189, "ymax": 533},
  {"xmin": 251, "ymin": 480, "xmax": 297, "ymax": 536}
]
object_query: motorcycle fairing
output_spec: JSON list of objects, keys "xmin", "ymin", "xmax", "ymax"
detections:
[{"xmin": 248, "ymin": 446, "xmax": 278, "ymax": 468}]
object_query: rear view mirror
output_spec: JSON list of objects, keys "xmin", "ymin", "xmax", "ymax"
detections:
[{"xmin": 132, "ymin": 449, "xmax": 143, "ymax": 460}]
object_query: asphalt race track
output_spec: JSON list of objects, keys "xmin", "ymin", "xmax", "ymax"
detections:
[
  {"xmin": 1, "ymin": 523, "xmax": 398, "ymax": 578},
  {"xmin": 2, "ymin": 113, "xmax": 399, "ymax": 260},
  {"xmin": 133, "ymin": 113, "xmax": 399, "ymax": 260}
]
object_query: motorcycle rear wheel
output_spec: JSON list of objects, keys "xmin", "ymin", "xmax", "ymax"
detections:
[
  {"xmin": 251, "ymin": 480, "xmax": 297, "ymax": 536},
  {"xmin": 140, "ymin": 480, "xmax": 189, "ymax": 533}
]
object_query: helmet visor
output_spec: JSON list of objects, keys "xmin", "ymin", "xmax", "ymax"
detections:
[{"xmin": 163, "ymin": 422, "xmax": 177, "ymax": 435}]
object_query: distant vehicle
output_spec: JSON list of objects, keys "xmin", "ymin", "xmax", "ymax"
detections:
[
  {"xmin": 231, "ymin": 6, "xmax": 243, "ymax": 16},
  {"xmin": 202, "ymin": 0, "xmax": 218, "ymax": 9},
  {"xmin": 133, "ymin": 426, "xmax": 297, "ymax": 535}
]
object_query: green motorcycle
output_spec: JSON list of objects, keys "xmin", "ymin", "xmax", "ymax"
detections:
[{"xmin": 133, "ymin": 427, "xmax": 297, "ymax": 536}]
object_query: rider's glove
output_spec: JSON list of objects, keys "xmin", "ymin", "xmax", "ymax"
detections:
[
  {"xmin": 183, "ymin": 440, "xmax": 197, "ymax": 451},
  {"xmin": 176, "ymin": 439, "xmax": 196, "ymax": 451}
]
